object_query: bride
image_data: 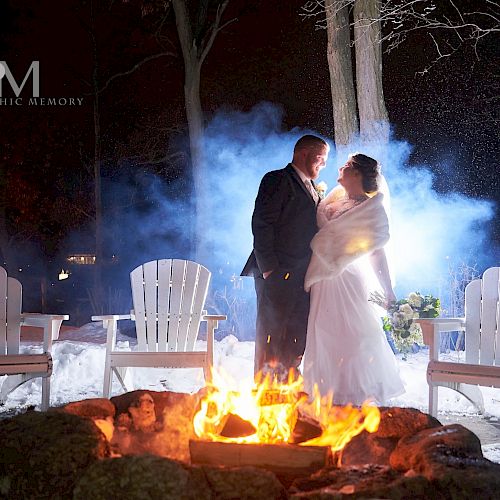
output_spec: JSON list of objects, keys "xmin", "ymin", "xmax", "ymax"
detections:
[{"xmin": 302, "ymin": 153, "xmax": 405, "ymax": 405}]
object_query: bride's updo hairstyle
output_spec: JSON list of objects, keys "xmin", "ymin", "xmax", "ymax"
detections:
[{"xmin": 349, "ymin": 153, "xmax": 380, "ymax": 193}]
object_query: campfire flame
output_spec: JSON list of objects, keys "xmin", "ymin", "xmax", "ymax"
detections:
[{"xmin": 193, "ymin": 368, "xmax": 381, "ymax": 453}]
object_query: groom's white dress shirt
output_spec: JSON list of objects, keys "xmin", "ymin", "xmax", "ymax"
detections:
[{"xmin": 291, "ymin": 163, "xmax": 319, "ymax": 203}]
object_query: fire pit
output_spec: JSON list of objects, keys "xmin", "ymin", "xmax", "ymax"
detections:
[{"xmin": 1, "ymin": 386, "xmax": 500, "ymax": 499}]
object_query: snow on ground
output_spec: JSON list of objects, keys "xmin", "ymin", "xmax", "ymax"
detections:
[{"xmin": 1, "ymin": 322, "xmax": 499, "ymax": 463}]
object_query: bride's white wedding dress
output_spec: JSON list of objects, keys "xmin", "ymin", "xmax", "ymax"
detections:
[{"xmin": 302, "ymin": 191, "xmax": 405, "ymax": 405}]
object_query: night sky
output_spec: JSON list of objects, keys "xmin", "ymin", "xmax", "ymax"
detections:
[{"xmin": 0, "ymin": 0, "xmax": 498, "ymax": 312}]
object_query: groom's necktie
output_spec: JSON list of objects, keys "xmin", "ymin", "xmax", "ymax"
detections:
[{"xmin": 305, "ymin": 179, "xmax": 319, "ymax": 203}]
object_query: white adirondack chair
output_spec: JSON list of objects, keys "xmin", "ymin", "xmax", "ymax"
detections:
[
  {"xmin": 0, "ymin": 266, "xmax": 69, "ymax": 411},
  {"xmin": 92, "ymin": 259, "xmax": 226, "ymax": 398},
  {"xmin": 417, "ymin": 266, "xmax": 500, "ymax": 417}
]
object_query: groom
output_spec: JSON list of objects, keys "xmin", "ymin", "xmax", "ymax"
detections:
[{"xmin": 241, "ymin": 135, "xmax": 329, "ymax": 377}]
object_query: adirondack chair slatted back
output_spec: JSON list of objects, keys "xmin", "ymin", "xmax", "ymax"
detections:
[
  {"xmin": 465, "ymin": 266, "xmax": 499, "ymax": 366},
  {"xmin": 130, "ymin": 259, "xmax": 210, "ymax": 353},
  {"xmin": 0, "ymin": 267, "xmax": 22, "ymax": 356}
]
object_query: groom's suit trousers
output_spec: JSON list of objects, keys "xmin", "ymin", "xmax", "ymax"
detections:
[{"xmin": 254, "ymin": 267, "xmax": 310, "ymax": 375}]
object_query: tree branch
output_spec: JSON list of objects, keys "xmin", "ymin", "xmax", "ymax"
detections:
[
  {"xmin": 95, "ymin": 51, "xmax": 176, "ymax": 95},
  {"xmin": 199, "ymin": 0, "xmax": 233, "ymax": 65}
]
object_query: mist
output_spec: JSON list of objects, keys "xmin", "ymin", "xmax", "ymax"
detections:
[
  {"xmin": 201, "ymin": 103, "xmax": 496, "ymax": 305},
  {"xmin": 60, "ymin": 102, "xmax": 495, "ymax": 326}
]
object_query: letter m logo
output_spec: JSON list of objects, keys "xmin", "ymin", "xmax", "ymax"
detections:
[{"xmin": 0, "ymin": 61, "xmax": 40, "ymax": 97}]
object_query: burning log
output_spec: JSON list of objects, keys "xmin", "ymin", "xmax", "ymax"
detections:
[
  {"xmin": 220, "ymin": 413, "xmax": 256, "ymax": 437},
  {"xmin": 289, "ymin": 411, "xmax": 323, "ymax": 444},
  {"xmin": 189, "ymin": 439, "xmax": 331, "ymax": 477}
]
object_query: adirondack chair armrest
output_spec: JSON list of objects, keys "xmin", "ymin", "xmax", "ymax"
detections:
[
  {"xmin": 91, "ymin": 315, "xmax": 132, "ymax": 350},
  {"xmin": 20, "ymin": 313, "xmax": 70, "ymax": 351},
  {"xmin": 201, "ymin": 315, "xmax": 227, "ymax": 321},
  {"xmin": 91, "ymin": 314, "xmax": 132, "ymax": 321},
  {"xmin": 415, "ymin": 318, "xmax": 465, "ymax": 361}
]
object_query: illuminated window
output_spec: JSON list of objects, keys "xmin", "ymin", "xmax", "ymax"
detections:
[{"xmin": 67, "ymin": 254, "xmax": 96, "ymax": 265}]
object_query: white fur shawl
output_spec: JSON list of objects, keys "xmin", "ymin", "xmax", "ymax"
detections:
[{"xmin": 304, "ymin": 192, "xmax": 389, "ymax": 291}]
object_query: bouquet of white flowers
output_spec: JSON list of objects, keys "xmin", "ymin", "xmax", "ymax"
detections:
[{"xmin": 370, "ymin": 291, "xmax": 441, "ymax": 360}]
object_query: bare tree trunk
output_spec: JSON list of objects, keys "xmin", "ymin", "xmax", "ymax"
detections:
[
  {"xmin": 353, "ymin": 0, "xmax": 389, "ymax": 143},
  {"xmin": 184, "ymin": 56, "xmax": 209, "ymax": 264},
  {"xmin": 325, "ymin": 0, "xmax": 359, "ymax": 146},
  {"xmin": 93, "ymin": 91, "xmax": 104, "ymax": 313},
  {"xmin": 90, "ymin": 2, "xmax": 104, "ymax": 313},
  {"xmin": 172, "ymin": 0, "xmax": 229, "ymax": 264},
  {"xmin": 172, "ymin": 0, "xmax": 210, "ymax": 265},
  {"xmin": 0, "ymin": 161, "xmax": 19, "ymax": 274}
]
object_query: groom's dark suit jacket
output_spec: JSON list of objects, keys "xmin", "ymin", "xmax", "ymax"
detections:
[
  {"xmin": 241, "ymin": 163, "xmax": 319, "ymax": 374},
  {"xmin": 241, "ymin": 163, "xmax": 318, "ymax": 279}
]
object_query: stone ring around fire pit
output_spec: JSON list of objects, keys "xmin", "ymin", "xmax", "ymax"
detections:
[{"xmin": 0, "ymin": 390, "xmax": 499, "ymax": 499}]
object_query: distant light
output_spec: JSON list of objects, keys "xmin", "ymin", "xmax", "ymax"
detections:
[
  {"xmin": 18, "ymin": 268, "xmax": 22, "ymax": 272},
  {"xmin": 67, "ymin": 254, "xmax": 96, "ymax": 265},
  {"xmin": 58, "ymin": 269, "xmax": 69, "ymax": 280}
]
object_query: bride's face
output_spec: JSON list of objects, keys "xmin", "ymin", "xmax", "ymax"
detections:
[{"xmin": 338, "ymin": 161, "xmax": 360, "ymax": 187}]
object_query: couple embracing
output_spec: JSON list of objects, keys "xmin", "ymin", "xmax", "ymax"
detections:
[{"xmin": 241, "ymin": 135, "xmax": 405, "ymax": 406}]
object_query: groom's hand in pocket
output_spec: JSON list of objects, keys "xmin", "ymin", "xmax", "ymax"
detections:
[{"xmin": 263, "ymin": 270, "xmax": 274, "ymax": 279}]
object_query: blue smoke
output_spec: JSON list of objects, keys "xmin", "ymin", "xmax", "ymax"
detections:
[
  {"xmin": 202, "ymin": 103, "xmax": 496, "ymax": 305},
  {"xmin": 67, "ymin": 102, "xmax": 494, "ymax": 327}
]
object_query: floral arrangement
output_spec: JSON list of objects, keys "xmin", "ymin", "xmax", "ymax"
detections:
[
  {"xmin": 370, "ymin": 291, "xmax": 441, "ymax": 359},
  {"xmin": 315, "ymin": 181, "xmax": 328, "ymax": 199}
]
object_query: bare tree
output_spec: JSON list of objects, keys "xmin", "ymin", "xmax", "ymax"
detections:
[
  {"xmin": 79, "ymin": 0, "xmax": 175, "ymax": 311},
  {"xmin": 354, "ymin": 0, "xmax": 390, "ymax": 143},
  {"xmin": 325, "ymin": 0, "xmax": 359, "ymax": 145},
  {"xmin": 171, "ymin": 0, "xmax": 233, "ymax": 263},
  {"xmin": 302, "ymin": 0, "xmax": 500, "ymax": 145}
]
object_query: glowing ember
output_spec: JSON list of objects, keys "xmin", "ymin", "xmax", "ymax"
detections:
[{"xmin": 193, "ymin": 368, "xmax": 381, "ymax": 453}]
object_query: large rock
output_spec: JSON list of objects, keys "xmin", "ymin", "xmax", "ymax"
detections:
[
  {"xmin": 201, "ymin": 465, "xmax": 287, "ymax": 499},
  {"xmin": 60, "ymin": 398, "xmax": 115, "ymax": 420},
  {"xmin": 342, "ymin": 407, "xmax": 441, "ymax": 466},
  {"xmin": 291, "ymin": 460, "xmax": 500, "ymax": 499},
  {"xmin": 110, "ymin": 390, "xmax": 203, "ymax": 461},
  {"xmin": 290, "ymin": 464, "xmax": 431, "ymax": 498},
  {"xmin": 0, "ymin": 411, "xmax": 110, "ymax": 499},
  {"xmin": 74, "ymin": 455, "xmax": 209, "ymax": 500},
  {"xmin": 389, "ymin": 423, "xmax": 500, "ymax": 499},
  {"xmin": 390, "ymin": 423, "xmax": 483, "ymax": 473}
]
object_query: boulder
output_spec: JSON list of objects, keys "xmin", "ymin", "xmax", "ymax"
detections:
[
  {"xmin": 390, "ymin": 423, "xmax": 483, "ymax": 473},
  {"xmin": 342, "ymin": 406, "xmax": 441, "ymax": 466},
  {"xmin": 389, "ymin": 423, "xmax": 500, "ymax": 498},
  {"xmin": 0, "ymin": 411, "xmax": 110, "ymax": 499},
  {"xmin": 290, "ymin": 464, "xmax": 430, "ymax": 499},
  {"xmin": 110, "ymin": 390, "xmax": 202, "ymax": 461},
  {"xmin": 74, "ymin": 455, "xmax": 209, "ymax": 500},
  {"xmin": 201, "ymin": 465, "xmax": 287, "ymax": 499},
  {"xmin": 60, "ymin": 398, "xmax": 115, "ymax": 420}
]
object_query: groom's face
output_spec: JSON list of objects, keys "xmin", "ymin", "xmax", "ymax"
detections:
[{"xmin": 303, "ymin": 144, "xmax": 329, "ymax": 180}]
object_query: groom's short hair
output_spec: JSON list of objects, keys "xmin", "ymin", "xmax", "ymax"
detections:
[{"xmin": 294, "ymin": 135, "xmax": 328, "ymax": 153}]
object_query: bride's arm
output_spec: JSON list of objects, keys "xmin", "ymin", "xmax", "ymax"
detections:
[{"xmin": 369, "ymin": 248, "xmax": 396, "ymax": 304}]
